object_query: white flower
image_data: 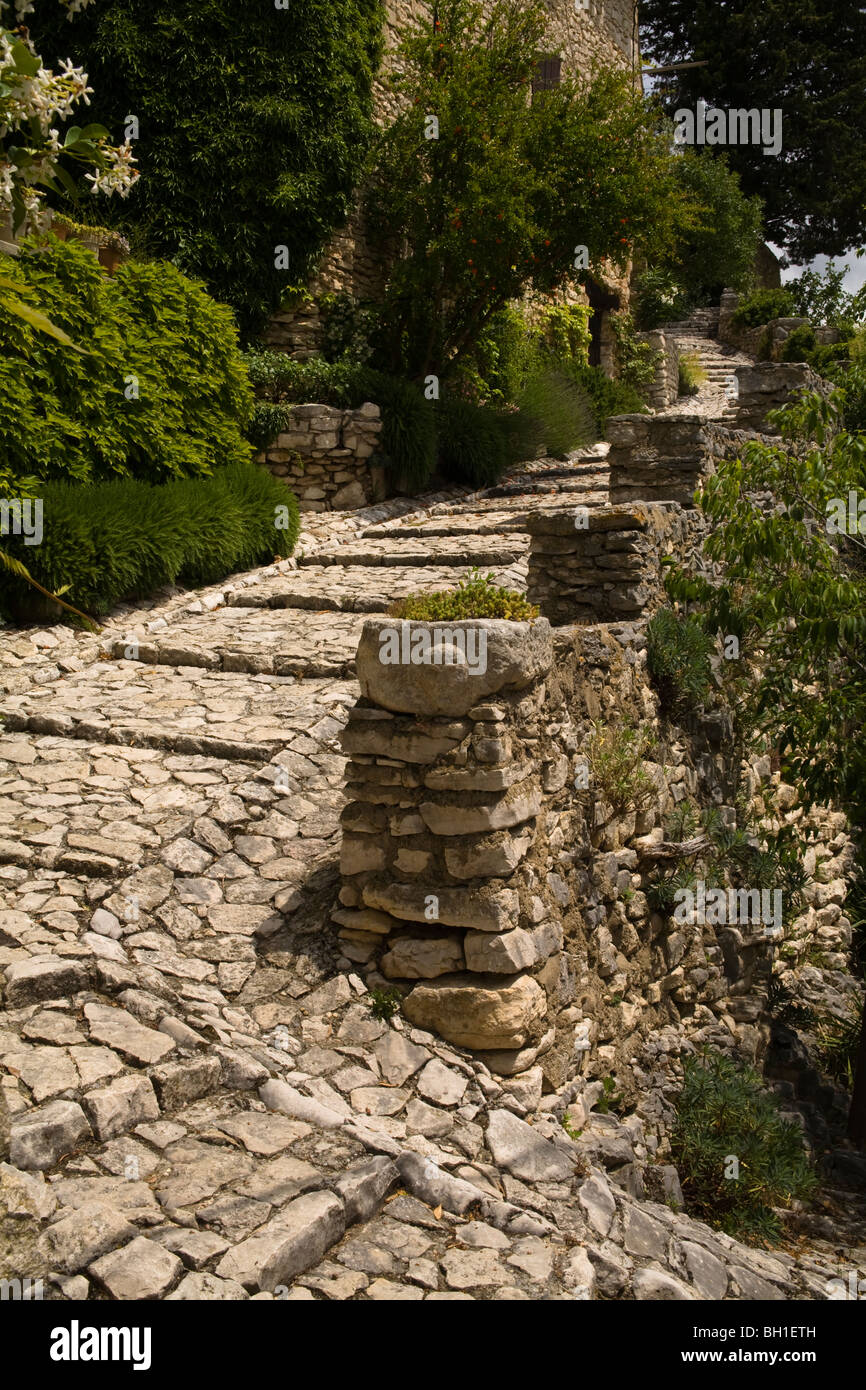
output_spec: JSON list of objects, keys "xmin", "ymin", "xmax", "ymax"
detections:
[{"xmin": 0, "ymin": 162, "xmax": 16, "ymax": 205}]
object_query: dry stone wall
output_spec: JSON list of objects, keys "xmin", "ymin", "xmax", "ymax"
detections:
[
  {"xmin": 641, "ymin": 330, "xmax": 680, "ymax": 410},
  {"xmin": 257, "ymin": 403, "xmax": 385, "ymax": 512},
  {"xmin": 525, "ymin": 502, "xmax": 706, "ymax": 625},
  {"xmin": 607, "ymin": 415, "xmax": 722, "ymax": 506},
  {"xmin": 334, "ymin": 607, "xmax": 778, "ymax": 1091},
  {"xmin": 734, "ymin": 362, "xmax": 829, "ymax": 434}
]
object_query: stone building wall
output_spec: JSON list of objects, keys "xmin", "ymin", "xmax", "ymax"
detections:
[
  {"xmin": 267, "ymin": 0, "xmax": 640, "ymax": 358},
  {"xmin": 256, "ymin": 403, "xmax": 385, "ymax": 512}
]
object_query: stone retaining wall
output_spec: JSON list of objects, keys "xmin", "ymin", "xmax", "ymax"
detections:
[
  {"xmin": 607, "ymin": 414, "xmax": 720, "ymax": 507},
  {"xmin": 641, "ymin": 330, "xmax": 680, "ymax": 410},
  {"xmin": 334, "ymin": 614, "xmax": 777, "ymax": 1089},
  {"xmin": 257, "ymin": 402, "xmax": 385, "ymax": 512},
  {"xmin": 525, "ymin": 503, "xmax": 706, "ymax": 625},
  {"xmin": 734, "ymin": 362, "xmax": 829, "ymax": 434}
]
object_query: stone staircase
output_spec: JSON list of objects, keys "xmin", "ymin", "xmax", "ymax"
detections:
[
  {"xmin": 0, "ymin": 393, "xmax": 860, "ymax": 1304},
  {"xmin": 662, "ymin": 306, "xmax": 753, "ymax": 422}
]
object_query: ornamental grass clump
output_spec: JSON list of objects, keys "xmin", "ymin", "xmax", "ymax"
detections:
[
  {"xmin": 389, "ymin": 568, "xmax": 539, "ymax": 621},
  {"xmin": 0, "ymin": 464, "xmax": 299, "ymax": 620}
]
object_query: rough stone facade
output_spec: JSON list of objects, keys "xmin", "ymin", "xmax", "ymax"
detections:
[
  {"xmin": 267, "ymin": 0, "xmax": 640, "ymax": 358},
  {"xmin": 257, "ymin": 403, "xmax": 385, "ymax": 513}
]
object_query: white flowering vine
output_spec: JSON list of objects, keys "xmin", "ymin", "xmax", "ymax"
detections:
[{"xmin": 0, "ymin": 18, "xmax": 137, "ymax": 234}]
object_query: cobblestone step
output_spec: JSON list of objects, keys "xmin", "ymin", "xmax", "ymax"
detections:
[
  {"xmin": 223, "ymin": 563, "xmax": 528, "ymax": 612},
  {"xmin": 0, "ymin": 664, "xmax": 357, "ymax": 762},
  {"xmin": 299, "ymin": 538, "xmax": 527, "ymax": 568}
]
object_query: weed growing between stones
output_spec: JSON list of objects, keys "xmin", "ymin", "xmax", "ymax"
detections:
[
  {"xmin": 368, "ymin": 987, "xmax": 403, "ymax": 1023},
  {"xmin": 671, "ymin": 1049, "xmax": 818, "ymax": 1243},
  {"xmin": 646, "ymin": 607, "xmax": 714, "ymax": 713},
  {"xmin": 586, "ymin": 719, "xmax": 658, "ymax": 814}
]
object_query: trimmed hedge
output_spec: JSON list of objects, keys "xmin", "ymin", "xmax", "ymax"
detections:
[
  {"xmin": 0, "ymin": 464, "xmax": 299, "ymax": 620},
  {"xmin": 0, "ymin": 236, "xmax": 254, "ymax": 491}
]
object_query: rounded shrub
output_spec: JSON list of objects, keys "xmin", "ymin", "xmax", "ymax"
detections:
[{"xmin": 0, "ymin": 236, "xmax": 254, "ymax": 487}]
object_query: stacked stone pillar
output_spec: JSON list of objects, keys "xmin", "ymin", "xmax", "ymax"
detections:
[{"xmin": 334, "ymin": 617, "xmax": 575, "ymax": 1075}]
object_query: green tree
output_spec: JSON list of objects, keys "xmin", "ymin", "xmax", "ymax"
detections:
[
  {"xmin": 640, "ymin": 0, "xmax": 866, "ymax": 262},
  {"xmin": 28, "ymin": 0, "xmax": 383, "ymax": 335},
  {"xmin": 365, "ymin": 0, "xmax": 687, "ymax": 381},
  {"xmin": 666, "ymin": 388, "xmax": 866, "ymax": 1146},
  {"xmin": 665, "ymin": 151, "xmax": 763, "ymax": 305}
]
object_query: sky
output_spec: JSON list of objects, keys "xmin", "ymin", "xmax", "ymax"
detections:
[{"xmin": 776, "ymin": 250, "xmax": 866, "ymax": 294}]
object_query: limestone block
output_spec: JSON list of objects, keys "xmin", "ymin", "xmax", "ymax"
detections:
[
  {"xmin": 363, "ymin": 882, "xmax": 518, "ymax": 933},
  {"xmin": 332, "ymin": 481, "xmax": 368, "ymax": 510},
  {"xmin": 340, "ymin": 835, "xmax": 387, "ymax": 876},
  {"xmin": 464, "ymin": 921, "xmax": 563, "ymax": 974},
  {"xmin": 402, "ymin": 973, "xmax": 546, "ymax": 1050},
  {"xmin": 355, "ymin": 618, "xmax": 553, "ymax": 717},
  {"xmin": 420, "ymin": 782, "xmax": 542, "ymax": 836},
  {"xmin": 444, "ymin": 829, "xmax": 534, "ymax": 879},
  {"xmin": 381, "ymin": 933, "xmax": 465, "ymax": 979},
  {"xmin": 342, "ymin": 720, "xmax": 469, "ymax": 763}
]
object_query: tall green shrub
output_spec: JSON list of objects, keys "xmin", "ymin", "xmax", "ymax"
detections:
[
  {"xmin": 671, "ymin": 1051, "xmax": 817, "ymax": 1242},
  {"xmin": 29, "ymin": 0, "xmax": 383, "ymax": 337},
  {"xmin": 0, "ymin": 236, "xmax": 253, "ymax": 485}
]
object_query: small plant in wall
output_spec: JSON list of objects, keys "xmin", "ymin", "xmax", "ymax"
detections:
[
  {"xmin": 595, "ymin": 1074, "xmax": 625, "ymax": 1116},
  {"xmin": 368, "ymin": 987, "xmax": 403, "ymax": 1023},
  {"xmin": 586, "ymin": 718, "xmax": 658, "ymax": 814},
  {"xmin": 646, "ymin": 606, "xmax": 714, "ymax": 714}
]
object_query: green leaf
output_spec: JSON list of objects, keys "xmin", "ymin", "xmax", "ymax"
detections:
[{"xmin": 0, "ymin": 289, "xmax": 84, "ymax": 351}]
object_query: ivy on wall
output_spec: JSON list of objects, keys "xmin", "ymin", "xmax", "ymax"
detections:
[{"xmin": 29, "ymin": 0, "xmax": 384, "ymax": 336}]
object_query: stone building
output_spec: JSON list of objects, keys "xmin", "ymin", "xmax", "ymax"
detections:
[{"xmin": 267, "ymin": 0, "xmax": 641, "ymax": 366}]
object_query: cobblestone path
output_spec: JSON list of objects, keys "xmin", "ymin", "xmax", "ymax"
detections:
[{"xmin": 1, "ymin": 449, "xmax": 863, "ymax": 1302}]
